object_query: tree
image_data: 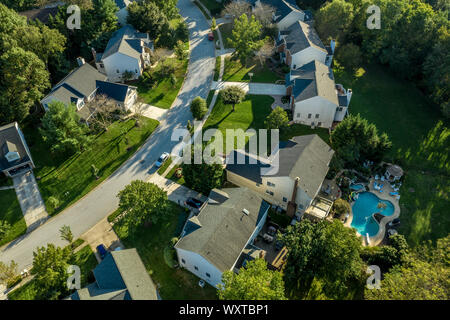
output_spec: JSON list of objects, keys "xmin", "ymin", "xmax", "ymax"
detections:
[
  {"xmin": 59, "ymin": 225, "xmax": 74, "ymax": 245},
  {"xmin": 335, "ymin": 43, "xmax": 362, "ymax": 72},
  {"xmin": 280, "ymin": 219, "xmax": 365, "ymax": 299},
  {"xmin": 39, "ymin": 101, "xmax": 91, "ymax": 155},
  {"xmin": 331, "ymin": 114, "xmax": 392, "ymax": 167},
  {"xmin": 122, "ymin": 70, "xmax": 134, "ymax": 82},
  {"xmin": 0, "ymin": 220, "xmax": 11, "ymax": 240},
  {"xmin": 315, "ymin": 0, "xmax": 354, "ymax": 42},
  {"xmin": 84, "ymin": 94, "xmax": 118, "ymax": 132},
  {"xmin": 174, "ymin": 40, "xmax": 187, "ymax": 60},
  {"xmin": 0, "ymin": 260, "xmax": 18, "ymax": 287},
  {"xmin": 0, "ymin": 47, "xmax": 50, "ymax": 124},
  {"xmin": 252, "ymin": 2, "xmax": 276, "ymax": 28},
  {"xmin": 31, "ymin": 244, "xmax": 73, "ymax": 300},
  {"xmin": 211, "ymin": 17, "xmax": 217, "ymax": 31},
  {"xmin": 255, "ymin": 39, "xmax": 274, "ymax": 66},
  {"xmin": 220, "ymin": 86, "xmax": 246, "ymax": 112},
  {"xmin": 127, "ymin": 0, "xmax": 169, "ymax": 40},
  {"xmin": 265, "ymin": 106, "xmax": 289, "ymax": 131},
  {"xmin": 296, "ymin": 0, "xmax": 328, "ymax": 10},
  {"xmin": 221, "ymin": 0, "xmax": 250, "ymax": 21},
  {"xmin": 117, "ymin": 180, "xmax": 169, "ymax": 231},
  {"xmin": 182, "ymin": 148, "xmax": 224, "ymax": 194},
  {"xmin": 332, "ymin": 198, "xmax": 350, "ymax": 217},
  {"xmin": 218, "ymin": 259, "xmax": 286, "ymax": 300},
  {"xmin": 228, "ymin": 14, "xmax": 264, "ymax": 63},
  {"xmin": 190, "ymin": 96, "xmax": 208, "ymax": 120},
  {"xmin": 365, "ymin": 235, "xmax": 449, "ymax": 300}
]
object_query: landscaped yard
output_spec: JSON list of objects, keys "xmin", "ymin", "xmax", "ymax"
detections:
[
  {"xmin": 112, "ymin": 203, "xmax": 217, "ymax": 299},
  {"xmin": 166, "ymin": 164, "xmax": 185, "ymax": 186},
  {"xmin": 24, "ymin": 117, "xmax": 159, "ymax": 216},
  {"xmin": 218, "ymin": 23, "xmax": 233, "ymax": 48},
  {"xmin": 334, "ymin": 63, "xmax": 450, "ymax": 246},
  {"xmin": 0, "ymin": 189, "xmax": 26, "ymax": 247},
  {"xmin": 222, "ymin": 57, "xmax": 284, "ymax": 83},
  {"xmin": 7, "ymin": 244, "xmax": 98, "ymax": 300}
]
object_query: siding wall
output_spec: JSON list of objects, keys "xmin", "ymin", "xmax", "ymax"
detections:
[{"xmin": 293, "ymin": 96, "xmax": 337, "ymax": 128}]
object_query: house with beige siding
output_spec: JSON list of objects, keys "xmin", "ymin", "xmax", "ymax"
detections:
[{"xmin": 225, "ymin": 135, "xmax": 334, "ymax": 218}]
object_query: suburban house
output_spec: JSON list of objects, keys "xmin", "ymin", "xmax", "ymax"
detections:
[
  {"xmin": 69, "ymin": 248, "xmax": 158, "ymax": 300},
  {"xmin": 40, "ymin": 60, "xmax": 138, "ymax": 121},
  {"xmin": 226, "ymin": 134, "xmax": 334, "ymax": 218},
  {"xmin": 285, "ymin": 60, "xmax": 352, "ymax": 128},
  {"xmin": 0, "ymin": 122, "xmax": 35, "ymax": 178},
  {"xmin": 249, "ymin": 0, "xmax": 311, "ymax": 31},
  {"xmin": 94, "ymin": 25, "xmax": 153, "ymax": 82},
  {"xmin": 175, "ymin": 187, "xmax": 270, "ymax": 287},
  {"xmin": 276, "ymin": 20, "xmax": 335, "ymax": 69},
  {"xmin": 115, "ymin": 0, "xmax": 135, "ymax": 26}
]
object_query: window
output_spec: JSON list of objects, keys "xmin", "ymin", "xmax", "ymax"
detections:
[
  {"xmin": 99, "ymin": 63, "xmax": 104, "ymax": 68},
  {"xmin": 181, "ymin": 259, "xmax": 186, "ymax": 264},
  {"xmin": 135, "ymin": 69, "xmax": 138, "ymax": 73},
  {"xmin": 308, "ymin": 113, "xmax": 312, "ymax": 119},
  {"xmin": 266, "ymin": 190, "xmax": 274, "ymax": 196},
  {"xmin": 206, "ymin": 273, "xmax": 210, "ymax": 278},
  {"xmin": 194, "ymin": 266, "xmax": 198, "ymax": 271},
  {"xmin": 311, "ymin": 122, "xmax": 315, "ymax": 126},
  {"xmin": 315, "ymin": 114, "xmax": 319, "ymax": 119},
  {"xmin": 293, "ymin": 64, "xmax": 296, "ymax": 69},
  {"xmin": 267, "ymin": 181, "xmax": 275, "ymax": 187},
  {"xmin": 338, "ymin": 107, "xmax": 343, "ymax": 111},
  {"xmin": 283, "ymin": 197, "xmax": 288, "ymax": 202},
  {"xmin": 256, "ymin": 183, "xmax": 261, "ymax": 187},
  {"xmin": 116, "ymin": 69, "xmax": 120, "ymax": 73},
  {"xmin": 296, "ymin": 113, "xmax": 300, "ymax": 118},
  {"xmin": 318, "ymin": 122, "xmax": 322, "ymax": 127},
  {"xmin": 298, "ymin": 204, "xmax": 304, "ymax": 209}
]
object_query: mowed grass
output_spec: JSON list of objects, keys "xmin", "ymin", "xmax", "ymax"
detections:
[
  {"xmin": 0, "ymin": 189, "xmax": 26, "ymax": 247},
  {"xmin": 137, "ymin": 53, "xmax": 189, "ymax": 109},
  {"xmin": 334, "ymin": 63, "xmax": 450, "ymax": 246},
  {"xmin": 112, "ymin": 203, "xmax": 217, "ymax": 299},
  {"xmin": 203, "ymin": 94, "xmax": 274, "ymax": 151},
  {"xmin": 222, "ymin": 57, "xmax": 283, "ymax": 83},
  {"xmin": 25, "ymin": 117, "xmax": 159, "ymax": 216},
  {"xmin": 218, "ymin": 23, "xmax": 233, "ymax": 48},
  {"xmin": 8, "ymin": 244, "xmax": 98, "ymax": 300}
]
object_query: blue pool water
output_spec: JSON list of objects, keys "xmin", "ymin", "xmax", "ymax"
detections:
[
  {"xmin": 351, "ymin": 192, "xmax": 395, "ymax": 237},
  {"xmin": 350, "ymin": 183, "xmax": 365, "ymax": 191}
]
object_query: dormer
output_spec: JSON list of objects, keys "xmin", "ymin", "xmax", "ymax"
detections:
[{"xmin": 3, "ymin": 141, "xmax": 20, "ymax": 162}]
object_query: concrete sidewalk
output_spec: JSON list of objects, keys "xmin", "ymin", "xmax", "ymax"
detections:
[{"xmin": 211, "ymin": 81, "xmax": 286, "ymax": 96}]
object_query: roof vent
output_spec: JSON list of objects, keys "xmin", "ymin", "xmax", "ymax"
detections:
[{"xmin": 242, "ymin": 209, "xmax": 249, "ymax": 216}]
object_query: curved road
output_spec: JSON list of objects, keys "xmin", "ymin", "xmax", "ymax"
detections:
[{"xmin": 0, "ymin": 0, "xmax": 215, "ymax": 270}]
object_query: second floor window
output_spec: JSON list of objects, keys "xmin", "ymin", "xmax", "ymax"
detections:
[{"xmin": 308, "ymin": 113, "xmax": 312, "ymax": 119}]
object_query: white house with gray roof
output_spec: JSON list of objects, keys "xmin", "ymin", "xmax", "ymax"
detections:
[
  {"xmin": 175, "ymin": 187, "xmax": 270, "ymax": 287},
  {"xmin": 226, "ymin": 135, "xmax": 334, "ymax": 218},
  {"xmin": 94, "ymin": 25, "xmax": 153, "ymax": 82},
  {"xmin": 286, "ymin": 60, "xmax": 352, "ymax": 128},
  {"xmin": 249, "ymin": 0, "xmax": 310, "ymax": 30},
  {"xmin": 276, "ymin": 20, "xmax": 335, "ymax": 69}
]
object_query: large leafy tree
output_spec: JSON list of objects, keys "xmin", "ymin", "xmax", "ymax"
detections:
[
  {"xmin": 39, "ymin": 101, "xmax": 91, "ymax": 155},
  {"xmin": 220, "ymin": 86, "xmax": 246, "ymax": 112},
  {"xmin": 361, "ymin": 234, "xmax": 409, "ymax": 272},
  {"xmin": 31, "ymin": 244, "xmax": 73, "ymax": 300},
  {"xmin": 117, "ymin": 180, "xmax": 169, "ymax": 231},
  {"xmin": 315, "ymin": 0, "xmax": 354, "ymax": 42},
  {"xmin": 0, "ymin": 0, "xmax": 36, "ymax": 11},
  {"xmin": 331, "ymin": 114, "xmax": 392, "ymax": 166},
  {"xmin": 265, "ymin": 106, "xmax": 289, "ymax": 131},
  {"xmin": 280, "ymin": 219, "xmax": 365, "ymax": 299},
  {"xmin": 218, "ymin": 259, "xmax": 286, "ymax": 300},
  {"xmin": 127, "ymin": 0, "xmax": 169, "ymax": 40},
  {"xmin": 296, "ymin": 0, "xmax": 327, "ymax": 10},
  {"xmin": 365, "ymin": 235, "xmax": 450, "ymax": 300},
  {"xmin": 0, "ymin": 47, "xmax": 50, "ymax": 124},
  {"xmin": 228, "ymin": 14, "xmax": 264, "ymax": 63}
]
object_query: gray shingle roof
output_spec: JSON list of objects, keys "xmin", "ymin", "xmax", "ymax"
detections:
[
  {"xmin": 102, "ymin": 25, "xmax": 152, "ymax": 60},
  {"xmin": 176, "ymin": 187, "xmax": 270, "ymax": 272},
  {"xmin": 71, "ymin": 248, "xmax": 158, "ymax": 300},
  {"xmin": 284, "ymin": 20, "xmax": 326, "ymax": 55},
  {"xmin": 226, "ymin": 135, "xmax": 334, "ymax": 199},
  {"xmin": 0, "ymin": 122, "xmax": 32, "ymax": 171},
  {"xmin": 249, "ymin": 0, "xmax": 303, "ymax": 22},
  {"xmin": 289, "ymin": 60, "xmax": 338, "ymax": 105}
]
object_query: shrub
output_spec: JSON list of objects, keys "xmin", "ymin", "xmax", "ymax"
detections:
[
  {"xmin": 171, "ymin": 237, "xmax": 179, "ymax": 246},
  {"xmin": 190, "ymin": 96, "xmax": 208, "ymax": 120},
  {"xmin": 332, "ymin": 198, "xmax": 351, "ymax": 217},
  {"xmin": 47, "ymin": 196, "xmax": 60, "ymax": 212}
]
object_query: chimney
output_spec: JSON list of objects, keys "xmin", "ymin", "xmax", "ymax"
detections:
[
  {"xmin": 330, "ymin": 40, "xmax": 336, "ymax": 54},
  {"xmin": 76, "ymin": 57, "xmax": 85, "ymax": 67},
  {"xmin": 91, "ymin": 48, "xmax": 97, "ymax": 61},
  {"xmin": 347, "ymin": 89, "xmax": 353, "ymax": 105}
]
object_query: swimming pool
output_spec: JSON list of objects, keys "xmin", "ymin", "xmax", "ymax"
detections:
[
  {"xmin": 350, "ymin": 183, "xmax": 365, "ymax": 191},
  {"xmin": 351, "ymin": 192, "xmax": 395, "ymax": 237}
]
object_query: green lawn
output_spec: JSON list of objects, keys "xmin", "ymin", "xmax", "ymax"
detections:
[
  {"xmin": 222, "ymin": 57, "xmax": 284, "ymax": 83},
  {"xmin": 157, "ymin": 157, "xmax": 173, "ymax": 176},
  {"xmin": 203, "ymin": 94, "xmax": 274, "ymax": 151},
  {"xmin": 112, "ymin": 202, "xmax": 217, "ymax": 299},
  {"xmin": 214, "ymin": 56, "xmax": 221, "ymax": 81},
  {"xmin": 137, "ymin": 54, "xmax": 189, "ymax": 109},
  {"xmin": 334, "ymin": 63, "xmax": 450, "ymax": 246},
  {"xmin": 0, "ymin": 189, "xmax": 26, "ymax": 247},
  {"xmin": 8, "ymin": 244, "xmax": 98, "ymax": 300},
  {"xmin": 25, "ymin": 117, "xmax": 159, "ymax": 216},
  {"xmin": 166, "ymin": 164, "xmax": 185, "ymax": 186},
  {"xmin": 218, "ymin": 23, "xmax": 233, "ymax": 48},
  {"xmin": 281, "ymin": 124, "xmax": 330, "ymax": 146}
]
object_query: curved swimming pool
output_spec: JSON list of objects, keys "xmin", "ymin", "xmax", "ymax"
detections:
[{"xmin": 351, "ymin": 192, "xmax": 395, "ymax": 237}]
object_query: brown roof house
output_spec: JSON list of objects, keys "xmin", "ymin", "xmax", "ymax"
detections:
[{"xmin": 0, "ymin": 122, "xmax": 35, "ymax": 178}]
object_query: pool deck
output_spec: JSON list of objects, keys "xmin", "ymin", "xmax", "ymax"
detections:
[{"xmin": 346, "ymin": 178, "xmax": 401, "ymax": 247}]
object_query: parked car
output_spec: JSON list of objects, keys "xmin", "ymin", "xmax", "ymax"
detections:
[
  {"xmin": 155, "ymin": 152, "xmax": 169, "ymax": 168},
  {"xmin": 208, "ymin": 32, "xmax": 214, "ymax": 41},
  {"xmin": 96, "ymin": 244, "xmax": 108, "ymax": 260},
  {"xmin": 185, "ymin": 197, "xmax": 203, "ymax": 209}
]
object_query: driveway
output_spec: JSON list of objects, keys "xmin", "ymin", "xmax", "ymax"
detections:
[
  {"xmin": 211, "ymin": 81, "xmax": 287, "ymax": 95},
  {"xmin": 0, "ymin": 0, "xmax": 215, "ymax": 270},
  {"xmin": 12, "ymin": 172, "xmax": 48, "ymax": 232}
]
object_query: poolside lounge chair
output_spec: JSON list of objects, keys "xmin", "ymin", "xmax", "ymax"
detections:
[
  {"xmin": 374, "ymin": 175, "xmax": 379, "ymax": 180},
  {"xmin": 395, "ymin": 195, "xmax": 400, "ymax": 200},
  {"xmin": 390, "ymin": 191, "xmax": 399, "ymax": 196},
  {"xmin": 380, "ymin": 176, "xmax": 385, "ymax": 182}
]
